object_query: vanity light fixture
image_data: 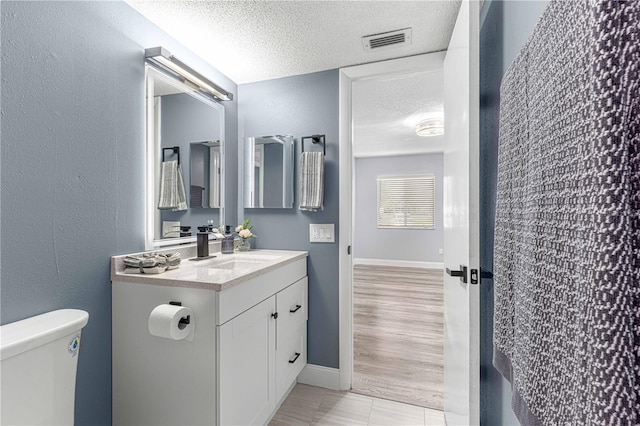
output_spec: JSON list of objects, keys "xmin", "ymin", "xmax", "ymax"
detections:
[
  {"xmin": 145, "ymin": 46, "xmax": 233, "ymax": 101},
  {"xmin": 415, "ymin": 117, "xmax": 444, "ymax": 137}
]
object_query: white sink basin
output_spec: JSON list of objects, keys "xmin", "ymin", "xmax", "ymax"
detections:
[
  {"xmin": 232, "ymin": 253, "xmax": 282, "ymax": 261},
  {"xmin": 209, "ymin": 259, "xmax": 267, "ymax": 270},
  {"xmin": 194, "ymin": 252, "xmax": 283, "ymax": 271}
]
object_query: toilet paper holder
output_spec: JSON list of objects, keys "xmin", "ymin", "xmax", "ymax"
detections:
[{"xmin": 169, "ymin": 301, "xmax": 190, "ymax": 327}]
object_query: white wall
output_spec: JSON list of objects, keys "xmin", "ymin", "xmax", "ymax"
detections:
[{"xmin": 353, "ymin": 153, "xmax": 443, "ymax": 264}]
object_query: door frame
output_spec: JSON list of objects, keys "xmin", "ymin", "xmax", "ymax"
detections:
[{"xmin": 337, "ymin": 53, "xmax": 448, "ymax": 391}]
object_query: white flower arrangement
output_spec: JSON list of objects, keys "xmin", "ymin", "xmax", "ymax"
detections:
[{"xmin": 236, "ymin": 219, "xmax": 256, "ymax": 239}]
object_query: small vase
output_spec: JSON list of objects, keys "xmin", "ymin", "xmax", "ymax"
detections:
[{"xmin": 237, "ymin": 238, "xmax": 251, "ymax": 252}]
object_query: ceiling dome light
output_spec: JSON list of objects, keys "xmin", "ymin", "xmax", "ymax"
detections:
[{"xmin": 415, "ymin": 118, "xmax": 444, "ymax": 137}]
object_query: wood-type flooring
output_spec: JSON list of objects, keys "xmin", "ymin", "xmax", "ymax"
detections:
[{"xmin": 351, "ymin": 264, "xmax": 444, "ymax": 410}]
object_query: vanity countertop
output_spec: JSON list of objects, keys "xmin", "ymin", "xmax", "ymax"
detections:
[{"xmin": 111, "ymin": 247, "xmax": 308, "ymax": 291}]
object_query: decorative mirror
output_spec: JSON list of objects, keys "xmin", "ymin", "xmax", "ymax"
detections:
[
  {"xmin": 145, "ymin": 50, "xmax": 231, "ymax": 249},
  {"xmin": 241, "ymin": 135, "xmax": 295, "ymax": 209}
]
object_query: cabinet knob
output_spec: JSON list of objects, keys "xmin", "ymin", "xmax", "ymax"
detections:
[{"xmin": 271, "ymin": 312, "xmax": 278, "ymax": 320}]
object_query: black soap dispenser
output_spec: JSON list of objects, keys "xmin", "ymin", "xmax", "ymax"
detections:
[{"xmin": 221, "ymin": 225, "xmax": 234, "ymax": 254}]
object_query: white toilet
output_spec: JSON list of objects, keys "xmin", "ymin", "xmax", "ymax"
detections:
[{"xmin": 1, "ymin": 309, "xmax": 89, "ymax": 425}]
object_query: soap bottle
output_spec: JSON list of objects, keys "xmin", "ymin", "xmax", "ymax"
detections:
[{"xmin": 221, "ymin": 225, "xmax": 234, "ymax": 254}]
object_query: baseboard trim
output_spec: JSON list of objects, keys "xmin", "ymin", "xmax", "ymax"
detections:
[
  {"xmin": 297, "ymin": 364, "xmax": 341, "ymax": 390},
  {"xmin": 353, "ymin": 258, "xmax": 444, "ymax": 269}
]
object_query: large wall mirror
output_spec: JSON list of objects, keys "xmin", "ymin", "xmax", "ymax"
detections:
[
  {"xmin": 241, "ymin": 135, "xmax": 294, "ymax": 208},
  {"xmin": 145, "ymin": 64, "xmax": 225, "ymax": 248}
]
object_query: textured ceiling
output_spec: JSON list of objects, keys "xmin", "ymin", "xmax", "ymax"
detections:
[
  {"xmin": 126, "ymin": 0, "xmax": 461, "ymax": 84},
  {"xmin": 352, "ymin": 67, "xmax": 445, "ymax": 157}
]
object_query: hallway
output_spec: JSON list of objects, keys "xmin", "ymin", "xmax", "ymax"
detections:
[{"xmin": 351, "ymin": 265, "xmax": 444, "ymax": 410}]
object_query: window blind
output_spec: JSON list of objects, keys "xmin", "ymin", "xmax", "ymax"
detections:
[{"xmin": 377, "ymin": 175, "xmax": 435, "ymax": 229}]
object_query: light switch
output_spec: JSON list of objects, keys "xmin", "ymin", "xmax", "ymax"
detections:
[{"xmin": 310, "ymin": 224, "xmax": 335, "ymax": 243}]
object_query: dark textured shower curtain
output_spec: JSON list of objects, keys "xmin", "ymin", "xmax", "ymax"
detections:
[{"xmin": 493, "ymin": 1, "xmax": 639, "ymax": 424}]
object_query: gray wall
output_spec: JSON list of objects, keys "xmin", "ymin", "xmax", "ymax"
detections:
[
  {"xmin": 0, "ymin": 2, "xmax": 237, "ymax": 424},
  {"xmin": 479, "ymin": 1, "xmax": 549, "ymax": 425},
  {"xmin": 353, "ymin": 154, "xmax": 443, "ymax": 263},
  {"xmin": 238, "ymin": 70, "xmax": 340, "ymax": 368}
]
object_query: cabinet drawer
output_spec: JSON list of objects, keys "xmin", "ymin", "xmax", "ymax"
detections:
[
  {"xmin": 276, "ymin": 277, "xmax": 307, "ymax": 348},
  {"xmin": 275, "ymin": 328, "xmax": 306, "ymax": 402}
]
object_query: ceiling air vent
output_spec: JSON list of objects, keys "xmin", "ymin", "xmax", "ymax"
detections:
[{"xmin": 362, "ymin": 28, "xmax": 412, "ymax": 52}]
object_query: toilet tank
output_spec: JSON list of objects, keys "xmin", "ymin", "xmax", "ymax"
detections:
[{"xmin": 1, "ymin": 309, "xmax": 89, "ymax": 426}]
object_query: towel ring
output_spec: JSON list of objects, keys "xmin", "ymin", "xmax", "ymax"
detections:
[
  {"xmin": 162, "ymin": 146, "xmax": 180, "ymax": 164},
  {"xmin": 301, "ymin": 135, "xmax": 325, "ymax": 156}
]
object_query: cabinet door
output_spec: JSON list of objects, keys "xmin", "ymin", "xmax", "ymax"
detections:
[
  {"xmin": 276, "ymin": 277, "xmax": 308, "ymax": 348},
  {"xmin": 219, "ymin": 296, "xmax": 276, "ymax": 426},
  {"xmin": 275, "ymin": 277, "xmax": 308, "ymax": 402}
]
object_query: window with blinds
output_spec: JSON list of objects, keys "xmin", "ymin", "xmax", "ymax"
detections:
[{"xmin": 377, "ymin": 175, "xmax": 435, "ymax": 229}]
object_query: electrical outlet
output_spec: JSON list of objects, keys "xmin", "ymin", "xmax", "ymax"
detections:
[
  {"xmin": 311, "ymin": 225, "xmax": 319, "ymax": 241},
  {"xmin": 310, "ymin": 224, "xmax": 335, "ymax": 243},
  {"xmin": 438, "ymin": 248, "xmax": 444, "ymax": 255}
]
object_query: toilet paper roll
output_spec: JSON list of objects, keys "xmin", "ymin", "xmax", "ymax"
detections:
[{"xmin": 148, "ymin": 304, "xmax": 193, "ymax": 340}]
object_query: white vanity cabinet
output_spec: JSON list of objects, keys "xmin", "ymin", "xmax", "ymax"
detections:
[
  {"xmin": 274, "ymin": 278, "xmax": 307, "ymax": 401},
  {"xmin": 111, "ymin": 250, "xmax": 308, "ymax": 426},
  {"xmin": 218, "ymin": 296, "xmax": 276, "ymax": 426},
  {"xmin": 218, "ymin": 277, "xmax": 307, "ymax": 425}
]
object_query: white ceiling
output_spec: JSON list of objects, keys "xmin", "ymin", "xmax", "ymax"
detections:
[
  {"xmin": 130, "ymin": 1, "xmax": 458, "ymax": 157},
  {"xmin": 126, "ymin": 0, "xmax": 461, "ymax": 84},
  {"xmin": 352, "ymin": 66, "xmax": 445, "ymax": 157}
]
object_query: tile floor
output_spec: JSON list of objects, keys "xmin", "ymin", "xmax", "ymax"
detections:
[{"xmin": 269, "ymin": 384, "xmax": 446, "ymax": 426}]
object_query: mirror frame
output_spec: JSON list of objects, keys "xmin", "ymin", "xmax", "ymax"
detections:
[{"xmin": 145, "ymin": 64, "xmax": 225, "ymax": 249}]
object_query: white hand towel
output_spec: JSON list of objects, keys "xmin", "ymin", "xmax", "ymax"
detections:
[
  {"xmin": 174, "ymin": 163, "xmax": 187, "ymax": 211},
  {"xmin": 157, "ymin": 160, "xmax": 187, "ymax": 211},
  {"xmin": 298, "ymin": 152, "xmax": 324, "ymax": 211}
]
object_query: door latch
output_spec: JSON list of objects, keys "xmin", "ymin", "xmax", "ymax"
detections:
[
  {"xmin": 446, "ymin": 265, "xmax": 468, "ymax": 284},
  {"xmin": 470, "ymin": 269, "xmax": 478, "ymax": 285}
]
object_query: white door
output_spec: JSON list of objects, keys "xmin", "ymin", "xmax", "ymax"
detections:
[{"xmin": 442, "ymin": 0, "xmax": 480, "ymax": 425}]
